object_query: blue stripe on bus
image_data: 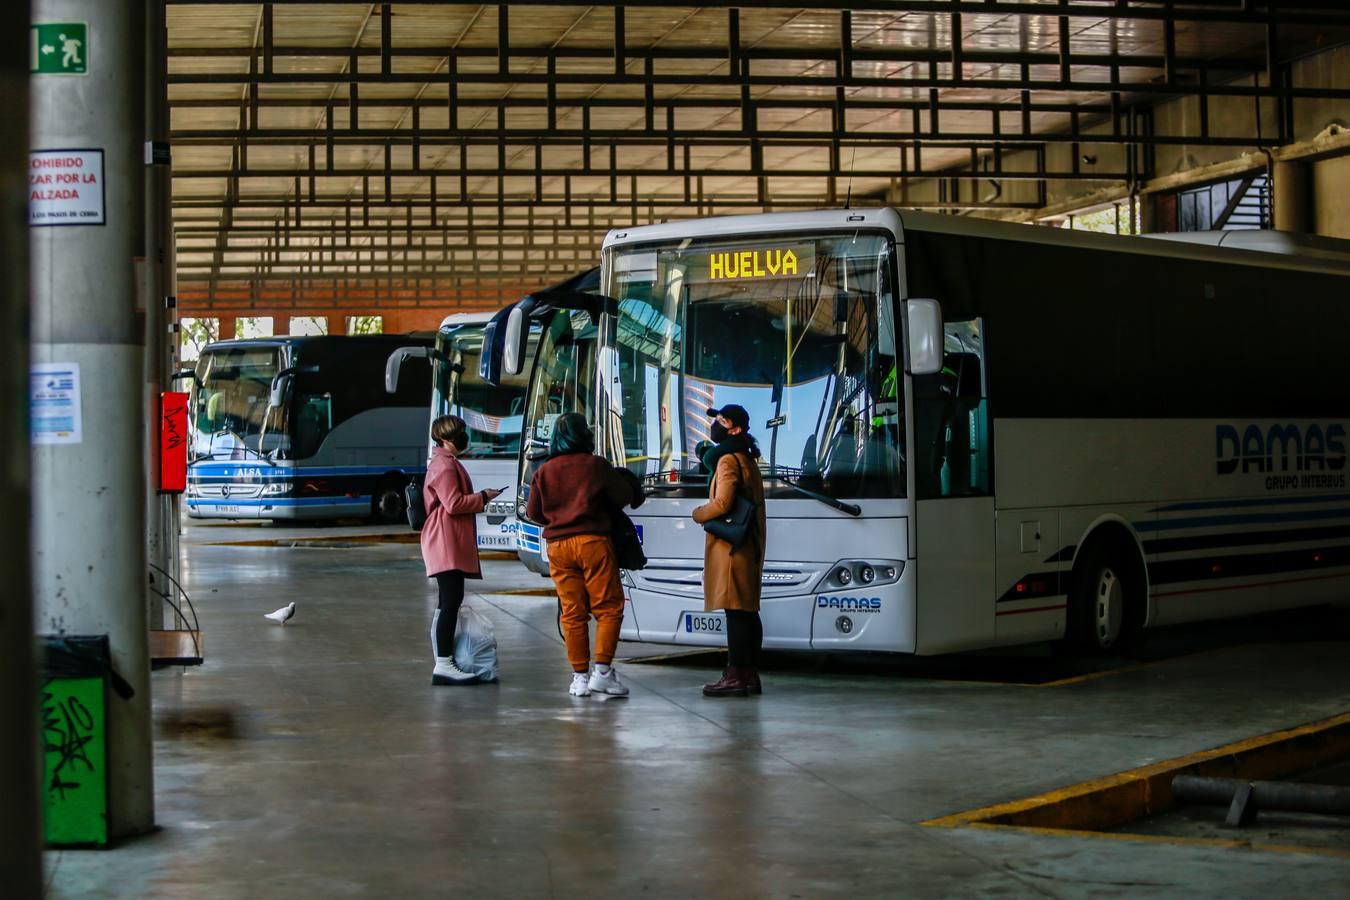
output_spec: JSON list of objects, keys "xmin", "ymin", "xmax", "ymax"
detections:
[
  {"xmin": 188, "ymin": 497, "xmax": 372, "ymax": 507},
  {"xmin": 1135, "ymin": 507, "xmax": 1350, "ymax": 532},
  {"xmin": 1152, "ymin": 492, "xmax": 1350, "ymax": 513},
  {"xmin": 187, "ymin": 465, "xmax": 425, "ymax": 479}
]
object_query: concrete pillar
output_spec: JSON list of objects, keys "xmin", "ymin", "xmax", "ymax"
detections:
[
  {"xmin": 145, "ymin": 0, "xmax": 172, "ymax": 631},
  {"xmin": 218, "ymin": 316, "xmax": 235, "ymax": 339},
  {"xmin": 1273, "ymin": 159, "xmax": 1313, "ymax": 234},
  {"xmin": 31, "ymin": 0, "xmax": 153, "ymax": 838},
  {"xmin": 328, "ymin": 314, "xmax": 346, "ymax": 335},
  {"xmin": 0, "ymin": 0, "xmax": 41, "ymax": 890}
]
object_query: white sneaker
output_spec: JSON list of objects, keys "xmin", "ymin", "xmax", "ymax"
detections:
[
  {"xmin": 588, "ymin": 665, "xmax": 629, "ymax": 696},
  {"xmin": 569, "ymin": 672, "xmax": 592, "ymax": 697},
  {"xmin": 432, "ymin": 657, "xmax": 477, "ymax": 686}
]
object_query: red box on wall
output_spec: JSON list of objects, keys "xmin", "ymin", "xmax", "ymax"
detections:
[{"xmin": 160, "ymin": 391, "xmax": 189, "ymax": 494}]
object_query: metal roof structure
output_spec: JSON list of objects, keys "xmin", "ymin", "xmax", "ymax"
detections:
[{"xmin": 165, "ymin": 1, "xmax": 1350, "ymax": 311}]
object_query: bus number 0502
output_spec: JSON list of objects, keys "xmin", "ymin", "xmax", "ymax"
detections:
[{"xmin": 685, "ymin": 614, "xmax": 725, "ymax": 634}]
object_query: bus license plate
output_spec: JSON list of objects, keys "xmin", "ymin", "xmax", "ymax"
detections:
[
  {"xmin": 216, "ymin": 505, "xmax": 242, "ymax": 514},
  {"xmin": 478, "ymin": 535, "xmax": 514, "ymax": 548},
  {"xmin": 684, "ymin": 613, "xmax": 725, "ymax": 634}
]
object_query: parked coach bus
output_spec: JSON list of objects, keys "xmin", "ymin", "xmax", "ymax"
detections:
[
  {"xmin": 496, "ymin": 208, "xmax": 1350, "ymax": 655},
  {"xmin": 184, "ymin": 334, "xmax": 433, "ymax": 521},
  {"xmin": 385, "ymin": 312, "xmax": 539, "ymax": 551},
  {"xmin": 488, "ymin": 268, "xmax": 602, "ymax": 573}
]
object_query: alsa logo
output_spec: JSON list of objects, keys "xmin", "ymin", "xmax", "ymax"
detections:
[
  {"xmin": 1216, "ymin": 424, "xmax": 1347, "ymax": 475},
  {"xmin": 817, "ymin": 596, "xmax": 882, "ymax": 612}
]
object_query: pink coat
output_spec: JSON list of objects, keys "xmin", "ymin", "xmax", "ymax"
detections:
[{"xmin": 420, "ymin": 447, "xmax": 485, "ymax": 578}]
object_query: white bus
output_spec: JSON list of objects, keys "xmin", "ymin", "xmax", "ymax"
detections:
[
  {"xmin": 389, "ymin": 269, "xmax": 599, "ymax": 554},
  {"xmin": 501, "ymin": 208, "xmax": 1350, "ymax": 655},
  {"xmin": 387, "ymin": 312, "xmax": 537, "ymax": 550}
]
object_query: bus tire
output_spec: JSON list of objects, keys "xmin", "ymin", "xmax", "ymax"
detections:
[
  {"xmin": 372, "ymin": 476, "xmax": 407, "ymax": 523},
  {"xmin": 1064, "ymin": 539, "xmax": 1143, "ymax": 657}
]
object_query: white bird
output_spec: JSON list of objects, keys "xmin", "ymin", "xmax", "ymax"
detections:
[{"xmin": 264, "ymin": 602, "xmax": 296, "ymax": 625}]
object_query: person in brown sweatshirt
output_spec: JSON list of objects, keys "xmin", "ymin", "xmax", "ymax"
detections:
[{"xmin": 526, "ymin": 412, "xmax": 643, "ymax": 698}]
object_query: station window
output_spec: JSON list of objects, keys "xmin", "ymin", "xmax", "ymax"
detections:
[
  {"xmin": 1157, "ymin": 173, "xmax": 1271, "ymax": 232},
  {"xmin": 179, "ymin": 317, "xmax": 218, "ymax": 363},
  {"xmin": 288, "ymin": 316, "xmax": 328, "ymax": 336},
  {"xmin": 237, "ymin": 316, "xmax": 274, "ymax": 339},
  {"xmin": 346, "ymin": 315, "xmax": 383, "ymax": 335}
]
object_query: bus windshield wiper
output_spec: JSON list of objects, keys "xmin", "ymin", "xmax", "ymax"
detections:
[{"xmin": 766, "ymin": 473, "xmax": 862, "ymax": 517}]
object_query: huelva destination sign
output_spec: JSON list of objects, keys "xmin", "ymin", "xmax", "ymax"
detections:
[{"xmin": 698, "ymin": 244, "xmax": 815, "ymax": 282}]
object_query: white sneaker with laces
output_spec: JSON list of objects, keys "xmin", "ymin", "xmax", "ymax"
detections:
[
  {"xmin": 431, "ymin": 657, "xmax": 478, "ymax": 686},
  {"xmin": 569, "ymin": 672, "xmax": 592, "ymax": 696},
  {"xmin": 588, "ymin": 665, "xmax": 629, "ymax": 696}
]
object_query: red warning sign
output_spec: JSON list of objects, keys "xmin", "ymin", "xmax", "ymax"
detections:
[{"xmin": 29, "ymin": 149, "xmax": 105, "ymax": 226}]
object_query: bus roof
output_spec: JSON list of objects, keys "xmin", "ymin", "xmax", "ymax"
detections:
[
  {"xmin": 199, "ymin": 333, "xmax": 433, "ymax": 354},
  {"xmin": 600, "ymin": 208, "xmax": 1350, "ymax": 278},
  {"xmin": 437, "ymin": 311, "xmax": 494, "ymax": 331}
]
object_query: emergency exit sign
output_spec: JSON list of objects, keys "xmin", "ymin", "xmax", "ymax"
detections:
[{"xmin": 31, "ymin": 23, "xmax": 88, "ymax": 75}]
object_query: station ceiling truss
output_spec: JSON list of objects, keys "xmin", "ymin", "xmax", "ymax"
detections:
[{"xmin": 164, "ymin": 1, "xmax": 1350, "ymax": 308}]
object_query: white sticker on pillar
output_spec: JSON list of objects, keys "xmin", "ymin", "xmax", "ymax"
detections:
[
  {"xmin": 31, "ymin": 362, "xmax": 83, "ymax": 445},
  {"xmin": 28, "ymin": 149, "xmax": 105, "ymax": 226}
]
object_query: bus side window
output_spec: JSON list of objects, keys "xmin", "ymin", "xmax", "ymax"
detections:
[{"xmin": 914, "ymin": 318, "xmax": 991, "ymax": 498}]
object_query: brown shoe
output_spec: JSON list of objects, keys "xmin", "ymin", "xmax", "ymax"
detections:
[
  {"xmin": 745, "ymin": 668, "xmax": 763, "ymax": 695},
  {"xmin": 703, "ymin": 666, "xmax": 750, "ymax": 697}
]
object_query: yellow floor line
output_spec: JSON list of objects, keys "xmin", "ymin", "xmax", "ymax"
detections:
[
  {"xmin": 963, "ymin": 821, "xmax": 1350, "ymax": 859},
  {"xmin": 924, "ymin": 710, "xmax": 1350, "ymax": 839}
]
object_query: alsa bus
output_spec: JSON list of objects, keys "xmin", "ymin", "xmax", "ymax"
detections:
[
  {"xmin": 185, "ymin": 334, "xmax": 432, "ymax": 521},
  {"xmin": 386, "ymin": 312, "xmax": 540, "ymax": 551},
  {"xmin": 499, "ymin": 209, "xmax": 1350, "ymax": 655}
]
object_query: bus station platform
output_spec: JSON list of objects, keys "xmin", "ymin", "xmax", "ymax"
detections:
[{"xmin": 45, "ymin": 534, "xmax": 1350, "ymax": 897}]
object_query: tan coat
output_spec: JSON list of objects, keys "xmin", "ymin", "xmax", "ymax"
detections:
[{"xmin": 692, "ymin": 452, "xmax": 767, "ymax": 613}]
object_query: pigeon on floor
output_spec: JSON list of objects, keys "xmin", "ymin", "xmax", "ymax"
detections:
[{"xmin": 264, "ymin": 602, "xmax": 296, "ymax": 625}]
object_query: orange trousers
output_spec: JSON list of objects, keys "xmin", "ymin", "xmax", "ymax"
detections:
[{"xmin": 548, "ymin": 534, "xmax": 625, "ymax": 671}]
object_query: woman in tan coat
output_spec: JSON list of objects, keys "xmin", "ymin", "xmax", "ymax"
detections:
[{"xmin": 692, "ymin": 404, "xmax": 767, "ymax": 697}]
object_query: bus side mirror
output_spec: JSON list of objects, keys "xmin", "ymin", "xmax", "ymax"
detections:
[
  {"xmin": 268, "ymin": 376, "xmax": 290, "ymax": 410},
  {"xmin": 385, "ymin": 346, "xmax": 431, "ymax": 394},
  {"xmin": 503, "ymin": 306, "xmax": 528, "ymax": 377},
  {"xmin": 905, "ymin": 299, "xmax": 943, "ymax": 376},
  {"xmin": 269, "ymin": 365, "xmax": 319, "ymax": 408}
]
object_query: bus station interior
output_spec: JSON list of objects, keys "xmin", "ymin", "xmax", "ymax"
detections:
[{"xmin": 5, "ymin": 2, "xmax": 1350, "ymax": 897}]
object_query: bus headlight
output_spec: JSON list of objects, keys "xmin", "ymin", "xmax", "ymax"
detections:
[
  {"xmin": 825, "ymin": 560, "xmax": 904, "ymax": 590},
  {"xmin": 262, "ymin": 482, "xmax": 289, "ymax": 496}
]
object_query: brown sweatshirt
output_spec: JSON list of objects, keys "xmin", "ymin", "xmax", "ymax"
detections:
[{"xmin": 527, "ymin": 453, "xmax": 636, "ymax": 541}]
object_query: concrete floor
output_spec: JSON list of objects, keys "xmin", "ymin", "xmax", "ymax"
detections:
[{"xmin": 47, "ymin": 526, "xmax": 1350, "ymax": 898}]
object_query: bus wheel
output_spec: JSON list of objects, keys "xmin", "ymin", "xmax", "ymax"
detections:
[
  {"xmin": 1065, "ymin": 542, "xmax": 1142, "ymax": 657},
  {"xmin": 372, "ymin": 478, "xmax": 407, "ymax": 523}
]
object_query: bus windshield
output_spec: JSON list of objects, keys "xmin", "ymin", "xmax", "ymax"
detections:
[
  {"xmin": 602, "ymin": 232, "xmax": 904, "ymax": 499},
  {"xmin": 190, "ymin": 345, "xmax": 286, "ymax": 461},
  {"xmin": 434, "ymin": 323, "xmax": 534, "ymax": 459},
  {"xmin": 516, "ymin": 308, "xmax": 599, "ymax": 509}
]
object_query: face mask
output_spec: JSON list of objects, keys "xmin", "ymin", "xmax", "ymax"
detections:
[
  {"xmin": 709, "ymin": 421, "xmax": 729, "ymax": 444},
  {"xmin": 450, "ymin": 432, "xmax": 469, "ymax": 452}
]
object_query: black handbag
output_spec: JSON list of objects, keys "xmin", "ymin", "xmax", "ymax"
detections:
[
  {"xmin": 405, "ymin": 476, "xmax": 427, "ymax": 531},
  {"xmin": 611, "ymin": 508, "xmax": 647, "ymax": 570},
  {"xmin": 703, "ymin": 492, "xmax": 756, "ymax": 548}
]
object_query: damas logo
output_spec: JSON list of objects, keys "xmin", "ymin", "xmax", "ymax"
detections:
[
  {"xmin": 1216, "ymin": 423, "xmax": 1347, "ymax": 491},
  {"xmin": 817, "ymin": 596, "xmax": 882, "ymax": 613}
]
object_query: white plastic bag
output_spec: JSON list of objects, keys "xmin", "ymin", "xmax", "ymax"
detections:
[{"xmin": 453, "ymin": 606, "xmax": 499, "ymax": 683}]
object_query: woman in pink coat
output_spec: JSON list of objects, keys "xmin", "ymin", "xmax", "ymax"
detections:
[{"xmin": 421, "ymin": 415, "xmax": 502, "ymax": 685}]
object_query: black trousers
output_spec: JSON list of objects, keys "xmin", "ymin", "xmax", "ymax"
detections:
[
  {"xmin": 725, "ymin": 609, "xmax": 762, "ymax": 669},
  {"xmin": 432, "ymin": 571, "xmax": 466, "ymax": 658}
]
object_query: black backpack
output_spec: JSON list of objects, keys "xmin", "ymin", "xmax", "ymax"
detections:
[
  {"xmin": 405, "ymin": 476, "xmax": 427, "ymax": 531},
  {"xmin": 611, "ymin": 508, "xmax": 647, "ymax": 570}
]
